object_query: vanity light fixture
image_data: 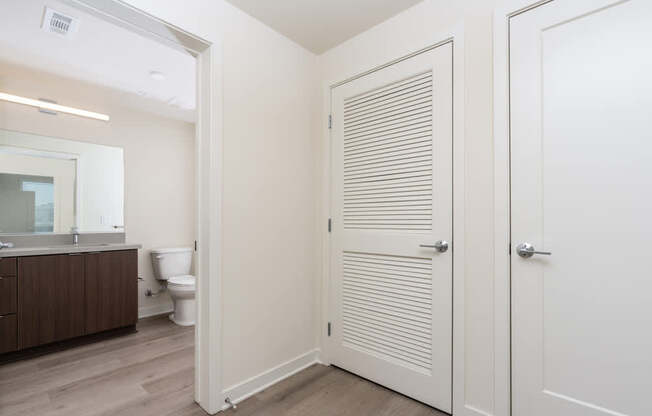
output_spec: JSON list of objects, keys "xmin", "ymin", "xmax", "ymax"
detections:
[{"xmin": 0, "ymin": 92, "xmax": 110, "ymax": 121}]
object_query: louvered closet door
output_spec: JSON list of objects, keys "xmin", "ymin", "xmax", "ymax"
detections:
[{"xmin": 329, "ymin": 43, "xmax": 452, "ymax": 412}]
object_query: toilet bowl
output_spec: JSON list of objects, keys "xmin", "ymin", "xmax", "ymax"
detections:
[
  {"xmin": 151, "ymin": 247, "xmax": 195, "ymax": 326},
  {"xmin": 167, "ymin": 275, "xmax": 195, "ymax": 326}
]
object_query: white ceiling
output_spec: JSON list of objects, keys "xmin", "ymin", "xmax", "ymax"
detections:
[
  {"xmin": 225, "ymin": 0, "xmax": 425, "ymax": 54},
  {"xmin": 0, "ymin": 0, "xmax": 196, "ymax": 122}
]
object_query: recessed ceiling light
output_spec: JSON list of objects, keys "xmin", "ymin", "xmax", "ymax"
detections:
[{"xmin": 149, "ymin": 71, "xmax": 166, "ymax": 81}]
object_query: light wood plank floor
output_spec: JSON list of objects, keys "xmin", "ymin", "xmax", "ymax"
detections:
[
  {"xmin": 0, "ymin": 315, "xmax": 447, "ymax": 416},
  {"xmin": 223, "ymin": 364, "xmax": 448, "ymax": 416}
]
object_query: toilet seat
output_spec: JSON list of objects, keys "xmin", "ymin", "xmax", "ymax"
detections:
[{"xmin": 168, "ymin": 275, "xmax": 195, "ymax": 290}]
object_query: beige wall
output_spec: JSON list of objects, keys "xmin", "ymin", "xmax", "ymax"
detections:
[
  {"xmin": 219, "ymin": 2, "xmax": 320, "ymax": 389},
  {"xmin": 0, "ymin": 62, "xmax": 196, "ymax": 318},
  {"xmin": 318, "ymin": 1, "xmax": 500, "ymax": 414}
]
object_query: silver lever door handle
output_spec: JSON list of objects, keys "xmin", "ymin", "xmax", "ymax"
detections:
[
  {"xmin": 420, "ymin": 240, "xmax": 449, "ymax": 253},
  {"xmin": 516, "ymin": 243, "xmax": 551, "ymax": 259}
]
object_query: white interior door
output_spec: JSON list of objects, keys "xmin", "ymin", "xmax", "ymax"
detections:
[
  {"xmin": 329, "ymin": 44, "xmax": 452, "ymax": 412},
  {"xmin": 510, "ymin": 1, "xmax": 652, "ymax": 415}
]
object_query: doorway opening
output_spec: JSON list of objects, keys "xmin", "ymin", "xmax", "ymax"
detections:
[{"xmin": 0, "ymin": 0, "xmax": 220, "ymax": 413}]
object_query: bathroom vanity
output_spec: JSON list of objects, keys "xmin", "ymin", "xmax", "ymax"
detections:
[
  {"xmin": 0, "ymin": 129, "xmax": 142, "ymax": 358},
  {"xmin": 0, "ymin": 245, "xmax": 140, "ymax": 355}
]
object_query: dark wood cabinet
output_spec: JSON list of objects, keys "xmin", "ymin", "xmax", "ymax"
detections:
[
  {"xmin": 0, "ymin": 257, "xmax": 17, "ymax": 276},
  {"xmin": 2, "ymin": 249, "xmax": 138, "ymax": 355},
  {"xmin": 18, "ymin": 254, "xmax": 85, "ymax": 349},
  {"xmin": 0, "ymin": 257, "xmax": 17, "ymax": 353},
  {"xmin": 0, "ymin": 275, "xmax": 17, "ymax": 316},
  {"xmin": 0, "ymin": 314, "xmax": 17, "ymax": 354},
  {"xmin": 85, "ymin": 250, "xmax": 138, "ymax": 334}
]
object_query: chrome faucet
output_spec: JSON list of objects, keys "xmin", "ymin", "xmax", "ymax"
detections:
[
  {"xmin": 0, "ymin": 241, "xmax": 14, "ymax": 249},
  {"xmin": 71, "ymin": 227, "xmax": 80, "ymax": 246}
]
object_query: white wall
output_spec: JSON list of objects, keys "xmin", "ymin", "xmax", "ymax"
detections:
[
  {"xmin": 119, "ymin": 0, "xmax": 321, "ymax": 400},
  {"xmin": 318, "ymin": 1, "xmax": 500, "ymax": 415},
  {"xmin": 0, "ymin": 62, "xmax": 196, "ymax": 319},
  {"xmin": 219, "ymin": 3, "xmax": 320, "ymax": 389}
]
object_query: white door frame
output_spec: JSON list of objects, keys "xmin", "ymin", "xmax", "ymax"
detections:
[
  {"xmin": 320, "ymin": 25, "xmax": 465, "ymax": 413},
  {"xmin": 493, "ymin": 2, "xmax": 555, "ymax": 416},
  {"xmin": 65, "ymin": 1, "xmax": 224, "ymax": 413}
]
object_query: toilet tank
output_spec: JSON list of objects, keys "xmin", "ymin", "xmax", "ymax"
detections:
[{"xmin": 151, "ymin": 247, "xmax": 193, "ymax": 280}]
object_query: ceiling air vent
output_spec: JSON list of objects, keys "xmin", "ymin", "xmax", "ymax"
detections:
[{"xmin": 41, "ymin": 7, "xmax": 79, "ymax": 38}]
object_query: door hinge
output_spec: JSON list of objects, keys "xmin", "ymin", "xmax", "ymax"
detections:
[
  {"xmin": 328, "ymin": 218, "xmax": 332, "ymax": 233},
  {"xmin": 328, "ymin": 114, "xmax": 332, "ymax": 129},
  {"xmin": 195, "ymin": 240, "xmax": 198, "ymax": 251},
  {"xmin": 327, "ymin": 322, "xmax": 331, "ymax": 337},
  {"xmin": 508, "ymin": 243, "xmax": 511, "ymax": 255}
]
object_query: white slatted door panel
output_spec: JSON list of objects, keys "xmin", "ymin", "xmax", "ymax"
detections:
[
  {"xmin": 329, "ymin": 43, "xmax": 453, "ymax": 412},
  {"xmin": 342, "ymin": 251, "xmax": 433, "ymax": 374},
  {"xmin": 343, "ymin": 72, "xmax": 433, "ymax": 231}
]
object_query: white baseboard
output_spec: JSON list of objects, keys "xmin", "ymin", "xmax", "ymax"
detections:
[
  {"xmin": 221, "ymin": 348, "xmax": 322, "ymax": 409},
  {"xmin": 138, "ymin": 303, "xmax": 174, "ymax": 319}
]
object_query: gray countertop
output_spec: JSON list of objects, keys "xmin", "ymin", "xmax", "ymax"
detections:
[{"xmin": 0, "ymin": 243, "xmax": 142, "ymax": 258}]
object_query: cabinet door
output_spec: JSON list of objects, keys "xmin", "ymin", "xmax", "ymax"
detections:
[
  {"xmin": 0, "ymin": 275, "xmax": 17, "ymax": 315},
  {"xmin": 0, "ymin": 314, "xmax": 17, "ymax": 353},
  {"xmin": 18, "ymin": 254, "xmax": 85, "ymax": 349},
  {"xmin": 85, "ymin": 250, "xmax": 138, "ymax": 334}
]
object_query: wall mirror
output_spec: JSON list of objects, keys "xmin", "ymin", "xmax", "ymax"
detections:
[{"xmin": 0, "ymin": 128, "xmax": 124, "ymax": 234}]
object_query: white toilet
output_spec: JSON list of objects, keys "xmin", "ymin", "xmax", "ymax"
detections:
[{"xmin": 151, "ymin": 247, "xmax": 195, "ymax": 326}]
